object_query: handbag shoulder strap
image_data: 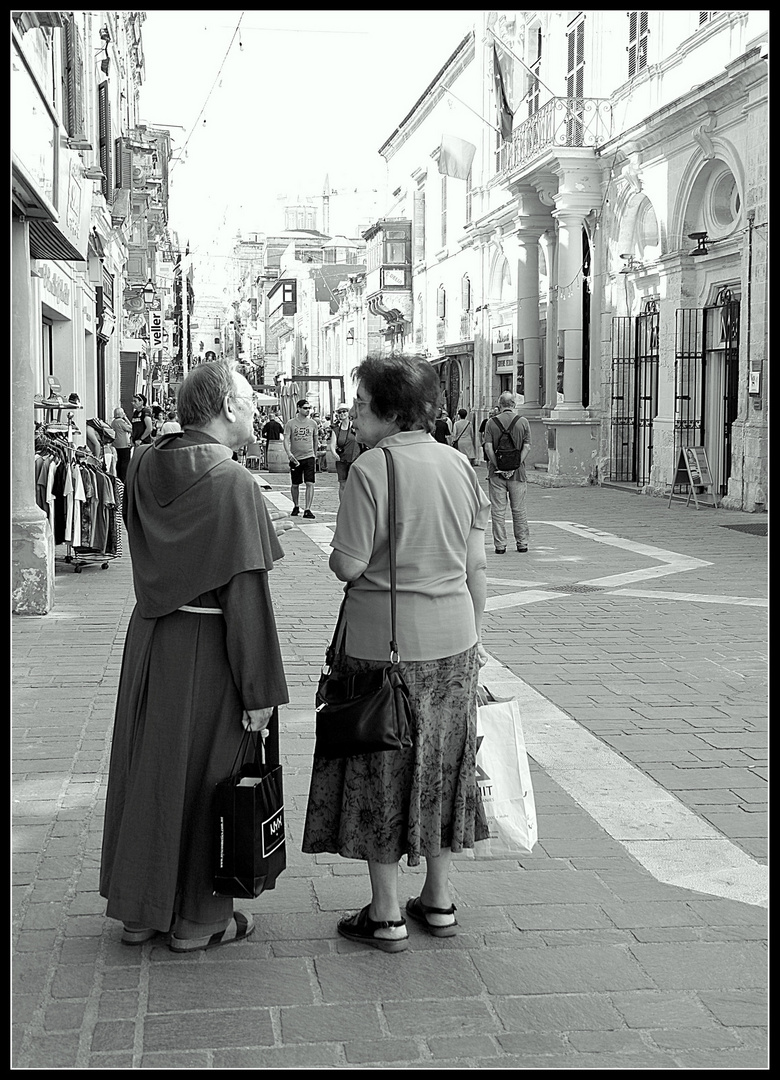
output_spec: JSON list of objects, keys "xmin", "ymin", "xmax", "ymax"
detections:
[
  {"xmin": 323, "ymin": 448, "xmax": 399, "ymax": 666},
  {"xmin": 381, "ymin": 447, "xmax": 399, "ymax": 662}
]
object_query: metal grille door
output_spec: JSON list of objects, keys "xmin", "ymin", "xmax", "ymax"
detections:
[{"xmin": 609, "ymin": 300, "xmax": 659, "ymax": 484}]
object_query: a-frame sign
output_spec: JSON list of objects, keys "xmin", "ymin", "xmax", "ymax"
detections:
[{"xmin": 668, "ymin": 446, "xmax": 719, "ymax": 509}]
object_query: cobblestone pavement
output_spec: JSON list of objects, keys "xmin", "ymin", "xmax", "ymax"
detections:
[{"xmin": 12, "ymin": 466, "xmax": 768, "ymax": 1068}]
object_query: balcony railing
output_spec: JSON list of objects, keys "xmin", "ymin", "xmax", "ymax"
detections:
[{"xmin": 497, "ymin": 97, "xmax": 612, "ymax": 174}]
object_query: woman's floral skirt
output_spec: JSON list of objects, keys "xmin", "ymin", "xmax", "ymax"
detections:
[{"xmin": 302, "ymin": 645, "xmax": 488, "ymax": 866}]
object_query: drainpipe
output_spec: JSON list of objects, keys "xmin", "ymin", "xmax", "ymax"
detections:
[{"xmin": 741, "ymin": 210, "xmax": 754, "ymax": 509}]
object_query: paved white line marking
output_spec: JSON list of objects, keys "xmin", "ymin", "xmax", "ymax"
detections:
[
  {"xmin": 612, "ymin": 588, "xmax": 767, "ymax": 608},
  {"xmin": 481, "ymin": 656, "xmax": 767, "ymax": 908},
  {"xmin": 276, "ymin": 514, "xmax": 766, "ymax": 906}
]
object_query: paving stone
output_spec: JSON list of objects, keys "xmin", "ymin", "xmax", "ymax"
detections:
[
  {"xmin": 611, "ymin": 990, "xmax": 719, "ymax": 1029},
  {"xmin": 143, "ymin": 1009, "xmax": 275, "ymax": 1051},
  {"xmin": 507, "ymin": 904, "xmax": 614, "ymax": 930},
  {"xmin": 648, "ymin": 1025, "xmax": 742, "ymax": 1049},
  {"xmin": 344, "ymin": 1037, "xmax": 424, "ymax": 1063},
  {"xmin": 91, "ymin": 1020, "xmax": 136, "ymax": 1052},
  {"xmin": 629, "ymin": 942, "xmax": 767, "ymax": 990},
  {"xmin": 280, "ymin": 1003, "xmax": 382, "ymax": 1044},
  {"xmin": 315, "ymin": 951, "xmax": 484, "ymax": 1003},
  {"xmin": 473, "ymin": 945, "xmax": 654, "ymax": 995},
  {"xmin": 697, "ymin": 989, "xmax": 768, "ymax": 1026},
  {"xmin": 601, "ymin": 901, "xmax": 705, "ymax": 928},
  {"xmin": 213, "ymin": 1045, "xmax": 341, "ymax": 1068},
  {"xmin": 567, "ymin": 1029, "xmax": 650, "ymax": 1053},
  {"xmin": 16, "ymin": 1032, "xmax": 81, "ymax": 1068},
  {"xmin": 382, "ymin": 999, "xmax": 498, "ymax": 1038},
  {"xmin": 147, "ymin": 957, "xmax": 314, "ymax": 1010},
  {"xmin": 43, "ymin": 1001, "xmax": 88, "ymax": 1031}
]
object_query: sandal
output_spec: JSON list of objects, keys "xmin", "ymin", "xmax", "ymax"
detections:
[
  {"xmin": 337, "ymin": 904, "xmax": 408, "ymax": 953},
  {"xmin": 405, "ymin": 895, "xmax": 458, "ymax": 938},
  {"xmin": 169, "ymin": 910, "xmax": 255, "ymax": 953},
  {"xmin": 121, "ymin": 926, "xmax": 161, "ymax": 946}
]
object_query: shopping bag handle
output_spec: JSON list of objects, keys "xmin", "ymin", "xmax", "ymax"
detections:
[{"xmin": 229, "ymin": 728, "xmax": 266, "ymax": 776}]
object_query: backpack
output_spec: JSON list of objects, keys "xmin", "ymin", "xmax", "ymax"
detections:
[{"xmin": 491, "ymin": 414, "xmax": 523, "ymax": 471}]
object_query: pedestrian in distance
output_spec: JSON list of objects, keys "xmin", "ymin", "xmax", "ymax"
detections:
[
  {"xmin": 484, "ymin": 391, "xmax": 532, "ymax": 554},
  {"xmin": 262, "ymin": 413, "xmax": 284, "ymax": 467},
  {"xmin": 283, "ymin": 399, "xmax": 318, "ymax": 519},
  {"xmin": 328, "ymin": 402, "xmax": 362, "ymax": 500},
  {"xmin": 160, "ymin": 408, "xmax": 182, "ymax": 434},
  {"xmin": 130, "ymin": 393, "xmax": 154, "ymax": 449},
  {"xmin": 110, "ymin": 406, "xmax": 133, "ymax": 484},
  {"xmin": 302, "ymin": 353, "xmax": 490, "ymax": 953},
  {"xmin": 433, "ymin": 406, "xmax": 451, "ymax": 444},
  {"xmin": 479, "ymin": 407, "xmax": 499, "ymax": 463},
  {"xmin": 99, "ymin": 361, "xmax": 292, "ymax": 953},
  {"xmin": 451, "ymin": 408, "xmax": 477, "ymax": 466}
]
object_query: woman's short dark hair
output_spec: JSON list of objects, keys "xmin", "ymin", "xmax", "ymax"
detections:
[
  {"xmin": 351, "ymin": 354, "xmax": 439, "ymax": 432},
  {"xmin": 176, "ymin": 361, "xmax": 236, "ymax": 428},
  {"xmin": 133, "ymin": 392, "xmax": 147, "ymax": 406}
]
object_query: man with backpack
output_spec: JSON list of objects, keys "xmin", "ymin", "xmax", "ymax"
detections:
[{"xmin": 484, "ymin": 392, "xmax": 532, "ymax": 554}]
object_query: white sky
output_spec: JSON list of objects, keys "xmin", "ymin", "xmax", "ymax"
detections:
[{"xmin": 140, "ymin": 10, "xmax": 482, "ymax": 256}]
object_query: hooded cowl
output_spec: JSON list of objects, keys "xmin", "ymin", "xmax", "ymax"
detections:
[{"xmin": 123, "ymin": 430, "xmax": 284, "ymax": 618}]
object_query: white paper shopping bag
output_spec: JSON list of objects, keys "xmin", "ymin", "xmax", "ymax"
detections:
[{"xmin": 476, "ymin": 688, "xmax": 537, "ymax": 854}]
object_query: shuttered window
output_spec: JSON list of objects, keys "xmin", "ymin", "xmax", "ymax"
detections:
[
  {"xmin": 627, "ymin": 11, "xmax": 649, "ymax": 78},
  {"xmin": 98, "ymin": 81, "xmax": 112, "ymax": 200},
  {"xmin": 566, "ymin": 17, "xmax": 585, "ymax": 145},
  {"xmin": 61, "ymin": 15, "xmax": 84, "ymax": 137},
  {"xmin": 465, "ymin": 171, "xmax": 472, "ymax": 225},
  {"xmin": 441, "ymin": 175, "xmax": 447, "ymax": 248}
]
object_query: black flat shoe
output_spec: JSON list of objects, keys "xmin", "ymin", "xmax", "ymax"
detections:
[
  {"xmin": 405, "ymin": 896, "xmax": 458, "ymax": 938},
  {"xmin": 337, "ymin": 904, "xmax": 408, "ymax": 952}
]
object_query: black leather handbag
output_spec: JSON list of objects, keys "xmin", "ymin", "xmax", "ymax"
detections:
[{"xmin": 314, "ymin": 448, "xmax": 414, "ymax": 759}]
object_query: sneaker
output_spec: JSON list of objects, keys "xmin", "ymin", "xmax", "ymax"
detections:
[
  {"xmin": 516, "ymin": 545, "xmax": 528, "ymax": 553},
  {"xmin": 495, "ymin": 547, "xmax": 506, "ymax": 555},
  {"xmin": 337, "ymin": 904, "xmax": 408, "ymax": 953},
  {"xmin": 302, "ymin": 509, "xmax": 315, "ymax": 519},
  {"xmin": 290, "ymin": 506, "xmax": 300, "ymax": 516}
]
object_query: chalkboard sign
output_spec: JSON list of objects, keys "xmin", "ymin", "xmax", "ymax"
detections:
[{"xmin": 668, "ymin": 446, "xmax": 719, "ymax": 509}]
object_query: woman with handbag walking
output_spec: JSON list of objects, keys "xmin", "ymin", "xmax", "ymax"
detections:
[{"xmin": 302, "ymin": 353, "xmax": 490, "ymax": 952}]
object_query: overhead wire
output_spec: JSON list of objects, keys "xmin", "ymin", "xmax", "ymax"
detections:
[{"xmin": 169, "ymin": 12, "xmax": 246, "ymax": 176}]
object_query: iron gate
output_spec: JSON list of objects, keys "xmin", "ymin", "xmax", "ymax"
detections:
[
  {"xmin": 674, "ymin": 288, "xmax": 740, "ymax": 497},
  {"xmin": 609, "ymin": 299, "xmax": 659, "ymax": 484}
]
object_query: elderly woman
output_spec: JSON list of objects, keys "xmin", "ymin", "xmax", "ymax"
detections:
[{"xmin": 302, "ymin": 353, "xmax": 490, "ymax": 952}]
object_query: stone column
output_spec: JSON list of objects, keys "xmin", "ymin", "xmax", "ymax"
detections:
[
  {"xmin": 515, "ymin": 228, "xmax": 543, "ymax": 412},
  {"xmin": 551, "ymin": 206, "xmax": 587, "ymax": 416},
  {"xmin": 12, "ymin": 218, "xmax": 54, "ymax": 614}
]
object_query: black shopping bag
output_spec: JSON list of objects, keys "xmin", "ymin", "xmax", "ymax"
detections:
[{"xmin": 213, "ymin": 724, "xmax": 286, "ymax": 899}]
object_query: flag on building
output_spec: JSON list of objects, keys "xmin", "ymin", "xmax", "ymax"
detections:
[
  {"xmin": 492, "ymin": 42, "xmax": 513, "ymax": 141},
  {"xmin": 437, "ymin": 134, "xmax": 477, "ymax": 180}
]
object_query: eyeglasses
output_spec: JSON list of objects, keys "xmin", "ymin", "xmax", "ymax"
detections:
[{"xmin": 300, "ymin": 405, "xmax": 311, "ymax": 410}]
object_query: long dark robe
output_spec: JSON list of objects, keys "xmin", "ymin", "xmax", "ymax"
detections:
[{"xmin": 99, "ymin": 431, "xmax": 289, "ymax": 931}]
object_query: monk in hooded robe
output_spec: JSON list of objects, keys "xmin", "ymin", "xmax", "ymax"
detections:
[{"xmin": 100, "ymin": 362, "xmax": 290, "ymax": 952}]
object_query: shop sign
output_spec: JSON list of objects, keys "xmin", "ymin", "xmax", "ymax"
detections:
[
  {"xmin": 33, "ymin": 260, "xmax": 71, "ymax": 312},
  {"xmin": 11, "ymin": 43, "xmax": 55, "ymax": 209},
  {"xmin": 491, "ymin": 325, "xmax": 513, "ymax": 355},
  {"xmin": 149, "ymin": 300, "xmax": 163, "ymax": 350}
]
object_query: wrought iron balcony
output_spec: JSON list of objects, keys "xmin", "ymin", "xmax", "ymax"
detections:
[{"xmin": 498, "ymin": 97, "xmax": 612, "ymax": 174}]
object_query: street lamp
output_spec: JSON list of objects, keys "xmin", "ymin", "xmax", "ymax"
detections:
[{"xmin": 142, "ymin": 278, "xmax": 157, "ymax": 307}]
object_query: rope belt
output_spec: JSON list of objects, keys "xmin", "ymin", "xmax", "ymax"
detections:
[{"xmin": 177, "ymin": 605, "xmax": 223, "ymax": 614}]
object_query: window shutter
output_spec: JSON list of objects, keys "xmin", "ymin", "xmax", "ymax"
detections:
[
  {"xmin": 413, "ymin": 190, "xmax": 426, "ymax": 264},
  {"xmin": 461, "ymin": 275, "xmax": 471, "ymax": 312},
  {"xmin": 437, "ymin": 286, "xmax": 446, "ymax": 319},
  {"xmin": 62, "ymin": 15, "xmax": 84, "ymax": 137},
  {"xmin": 98, "ymin": 82, "xmax": 112, "ymax": 199},
  {"xmin": 441, "ymin": 175, "xmax": 447, "ymax": 248},
  {"xmin": 114, "ymin": 136, "xmax": 132, "ymax": 189}
]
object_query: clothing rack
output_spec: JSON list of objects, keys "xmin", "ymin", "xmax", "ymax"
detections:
[{"xmin": 34, "ymin": 411, "xmax": 123, "ymax": 573}]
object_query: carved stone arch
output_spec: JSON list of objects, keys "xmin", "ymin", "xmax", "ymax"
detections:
[
  {"xmin": 488, "ymin": 248, "xmax": 512, "ymax": 302},
  {"xmin": 670, "ymin": 137, "xmax": 745, "ymax": 253}
]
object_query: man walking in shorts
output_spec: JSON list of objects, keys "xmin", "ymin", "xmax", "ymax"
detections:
[{"xmin": 283, "ymin": 399, "xmax": 318, "ymax": 519}]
